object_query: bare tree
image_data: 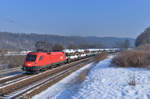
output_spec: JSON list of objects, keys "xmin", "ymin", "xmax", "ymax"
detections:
[
  {"xmin": 78, "ymin": 43, "xmax": 90, "ymax": 49},
  {"xmin": 78, "ymin": 43, "xmax": 103, "ymax": 49},
  {"xmin": 52, "ymin": 43, "xmax": 64, "ymax": 52},
  {"xmin": 115, "ymin": 39, "xmax": 130, "ymax": 49},
  {"xmin": 67, "ymin": 43, "xmax": 78, "ymax": 49},
  {"xmin": 35, "ymin": 41, "xmax": 52, "ymax": 52},
  {"xmin": 124, "ymin": 39, "xmax": 130, "ymax": 49}
]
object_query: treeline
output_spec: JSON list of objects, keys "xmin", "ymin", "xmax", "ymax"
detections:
[
  {"xmin": 35, "ymin": 41, "xmax": 103, "ymax": 52},
  {"xmin": 0, "ymin": 32, "xmax": 135, "ymax": 50}
]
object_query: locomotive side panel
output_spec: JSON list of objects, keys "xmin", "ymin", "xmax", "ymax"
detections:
[
  {"xmin": 50, "ymin": 52, "xmax": 66, "ymax": 64},
  {"xmin": 36, "ymin": 54, "xmax": 51, "ymax": 67}
]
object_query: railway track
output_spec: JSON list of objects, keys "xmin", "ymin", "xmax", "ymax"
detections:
[
  {"xmin": 0, "ymin": 67, "xmax": 22, "ymax": 78},
  {"xmin": 0, "ymin": 56, "xmax": 95, "ymax": 99},
  {"xmin": 0, "ymin": 74, "xmax": 29, "ymax": 88}
]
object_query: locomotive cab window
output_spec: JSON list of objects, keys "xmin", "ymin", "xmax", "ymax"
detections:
[
  {"xmin": 39, "ymin": 56, "xmax": 43, "ymax": 61},
  {"xmin": 26, "ymin": 54, "xmax": 37, "ymax": 62}
]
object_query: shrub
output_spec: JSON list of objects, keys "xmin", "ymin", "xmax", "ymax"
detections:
[
  {"xmin": 8, "ymin": 55, "xmax": 25, "ymax": 68},
  {"xmin": 136, "ymin": 44, "xmax": 150, "ymax": 51},
  {"xmin": 0, "ymin": 55, "xmax": 25, "ymax": 69},
  {"xmin": 35, "ymin": 41, "xmax": 52, "ymax": 52},
  {"xmin": 112, "ymin": 50, "xmax": 150, "ymax": 68},
  {"xmin": 52, "ymin": 43, "xmax": 64, "ymax": 52},
  {"xmin": 128, "ymin": 73, "xmax": 136, "ymax": 86}
]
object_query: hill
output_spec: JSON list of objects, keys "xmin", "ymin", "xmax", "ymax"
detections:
[
  {"xmin": 135, "ymin": 27, "xmax": 150, "ymax": 46},
  {"xmin": 0, "ymin": 32, "xmax": 135, "ymax": 50}
]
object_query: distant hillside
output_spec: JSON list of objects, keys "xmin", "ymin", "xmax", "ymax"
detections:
[
  {"xmin": 135, "ymin": 27, "xmax": 150, "ymax": 46},
  {"xmin": 0, "ymin": 32, "xmax": 135, "ymax": 50},
  {"xmin": 85, "ymin": 36, "xmax": 135, "ymax": 48}
]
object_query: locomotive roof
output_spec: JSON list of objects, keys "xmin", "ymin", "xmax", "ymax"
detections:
[{"xmin": 28, "ymin": 52, "xmax": 65, "ymax": 55}]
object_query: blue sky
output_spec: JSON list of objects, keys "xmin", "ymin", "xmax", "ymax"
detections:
[{"xmin": 0, "ymin": 0, "xmax": 150, "ymax": 38}]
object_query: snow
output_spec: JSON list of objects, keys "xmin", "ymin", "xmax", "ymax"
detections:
[
  {"xmin": 72, "ymin": 68, "xmax": 150, "ymax": 99},
  {"xmin": 33, "ymin": 56, "xmax": 150, "ymax": 99},
  {"xmin": 69, "ymin": 55, "xmax": 78, "ymax": 59},
  {"xmin": 80, "ymin": 54, "xmax": 86, "ymax": 57},
  {"xmin": 63, "ymin": 49, "xmax": 76, "ymax": 53},
  {"xmin": 33, "ymin": 63, "xmax": 94, "ymax": 99}
]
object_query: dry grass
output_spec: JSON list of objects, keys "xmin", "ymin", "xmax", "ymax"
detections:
[
  {"xmin": 128, "ymin": 73, "xmax": 136, "ymax": 86},
  {"xmin": 112, "ymin": 44, "xmax": 150, "ymax": 68},
  {"xmin": 136, "ymin": 44, "xmax": 150, "ymax": 51},
  {"xmin": 64, "ymin": 69, "xmax": 90, "ymax": 95},
  {"xmin": 71, "ymin": 69, "xmax": 90, "ymax": 84},
  {"xmin": 0, "ymin": 55, "xmax": 25, "ymax": 69},
  {"xmin": 95, "ymin": 51, "xmax": 108, "ymax": 63},
  {"xmin": 112, "ymin": 50, "xmax": 150, "ymax": 68},
  {"xmin": 129, "ymin": 79, "xmax": 136, "ymax": 86}
]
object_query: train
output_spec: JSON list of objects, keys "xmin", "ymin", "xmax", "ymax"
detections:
[
  {"xmin": 22, "ymin": 48, "xmax": 119, "ymax": 73},
  {"xmin": 22, "ymin": 49, "xmax": 101, "ymax": 72}
]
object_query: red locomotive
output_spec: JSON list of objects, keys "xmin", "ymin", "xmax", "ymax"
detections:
[{"xmin": 22, "ymin": 52, "xmax": 66, "ymax": 72}]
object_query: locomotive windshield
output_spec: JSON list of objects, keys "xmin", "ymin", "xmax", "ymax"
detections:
[{"xmin": 26, "ymin": 54, "xmax": 37, "ymax": 62}]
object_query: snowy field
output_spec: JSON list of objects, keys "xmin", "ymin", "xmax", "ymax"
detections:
[{"xmin": 33, "ymin": 56, "xmax": 150, "ymax": 99}]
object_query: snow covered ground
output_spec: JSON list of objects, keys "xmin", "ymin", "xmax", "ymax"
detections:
[
  {"xmin": 33, "ymin": 63, "xmax": 94, "ymax": 99},
  {"xmin": 33, "ymin": 56, "xmax": 150, "ymax": 99}
]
